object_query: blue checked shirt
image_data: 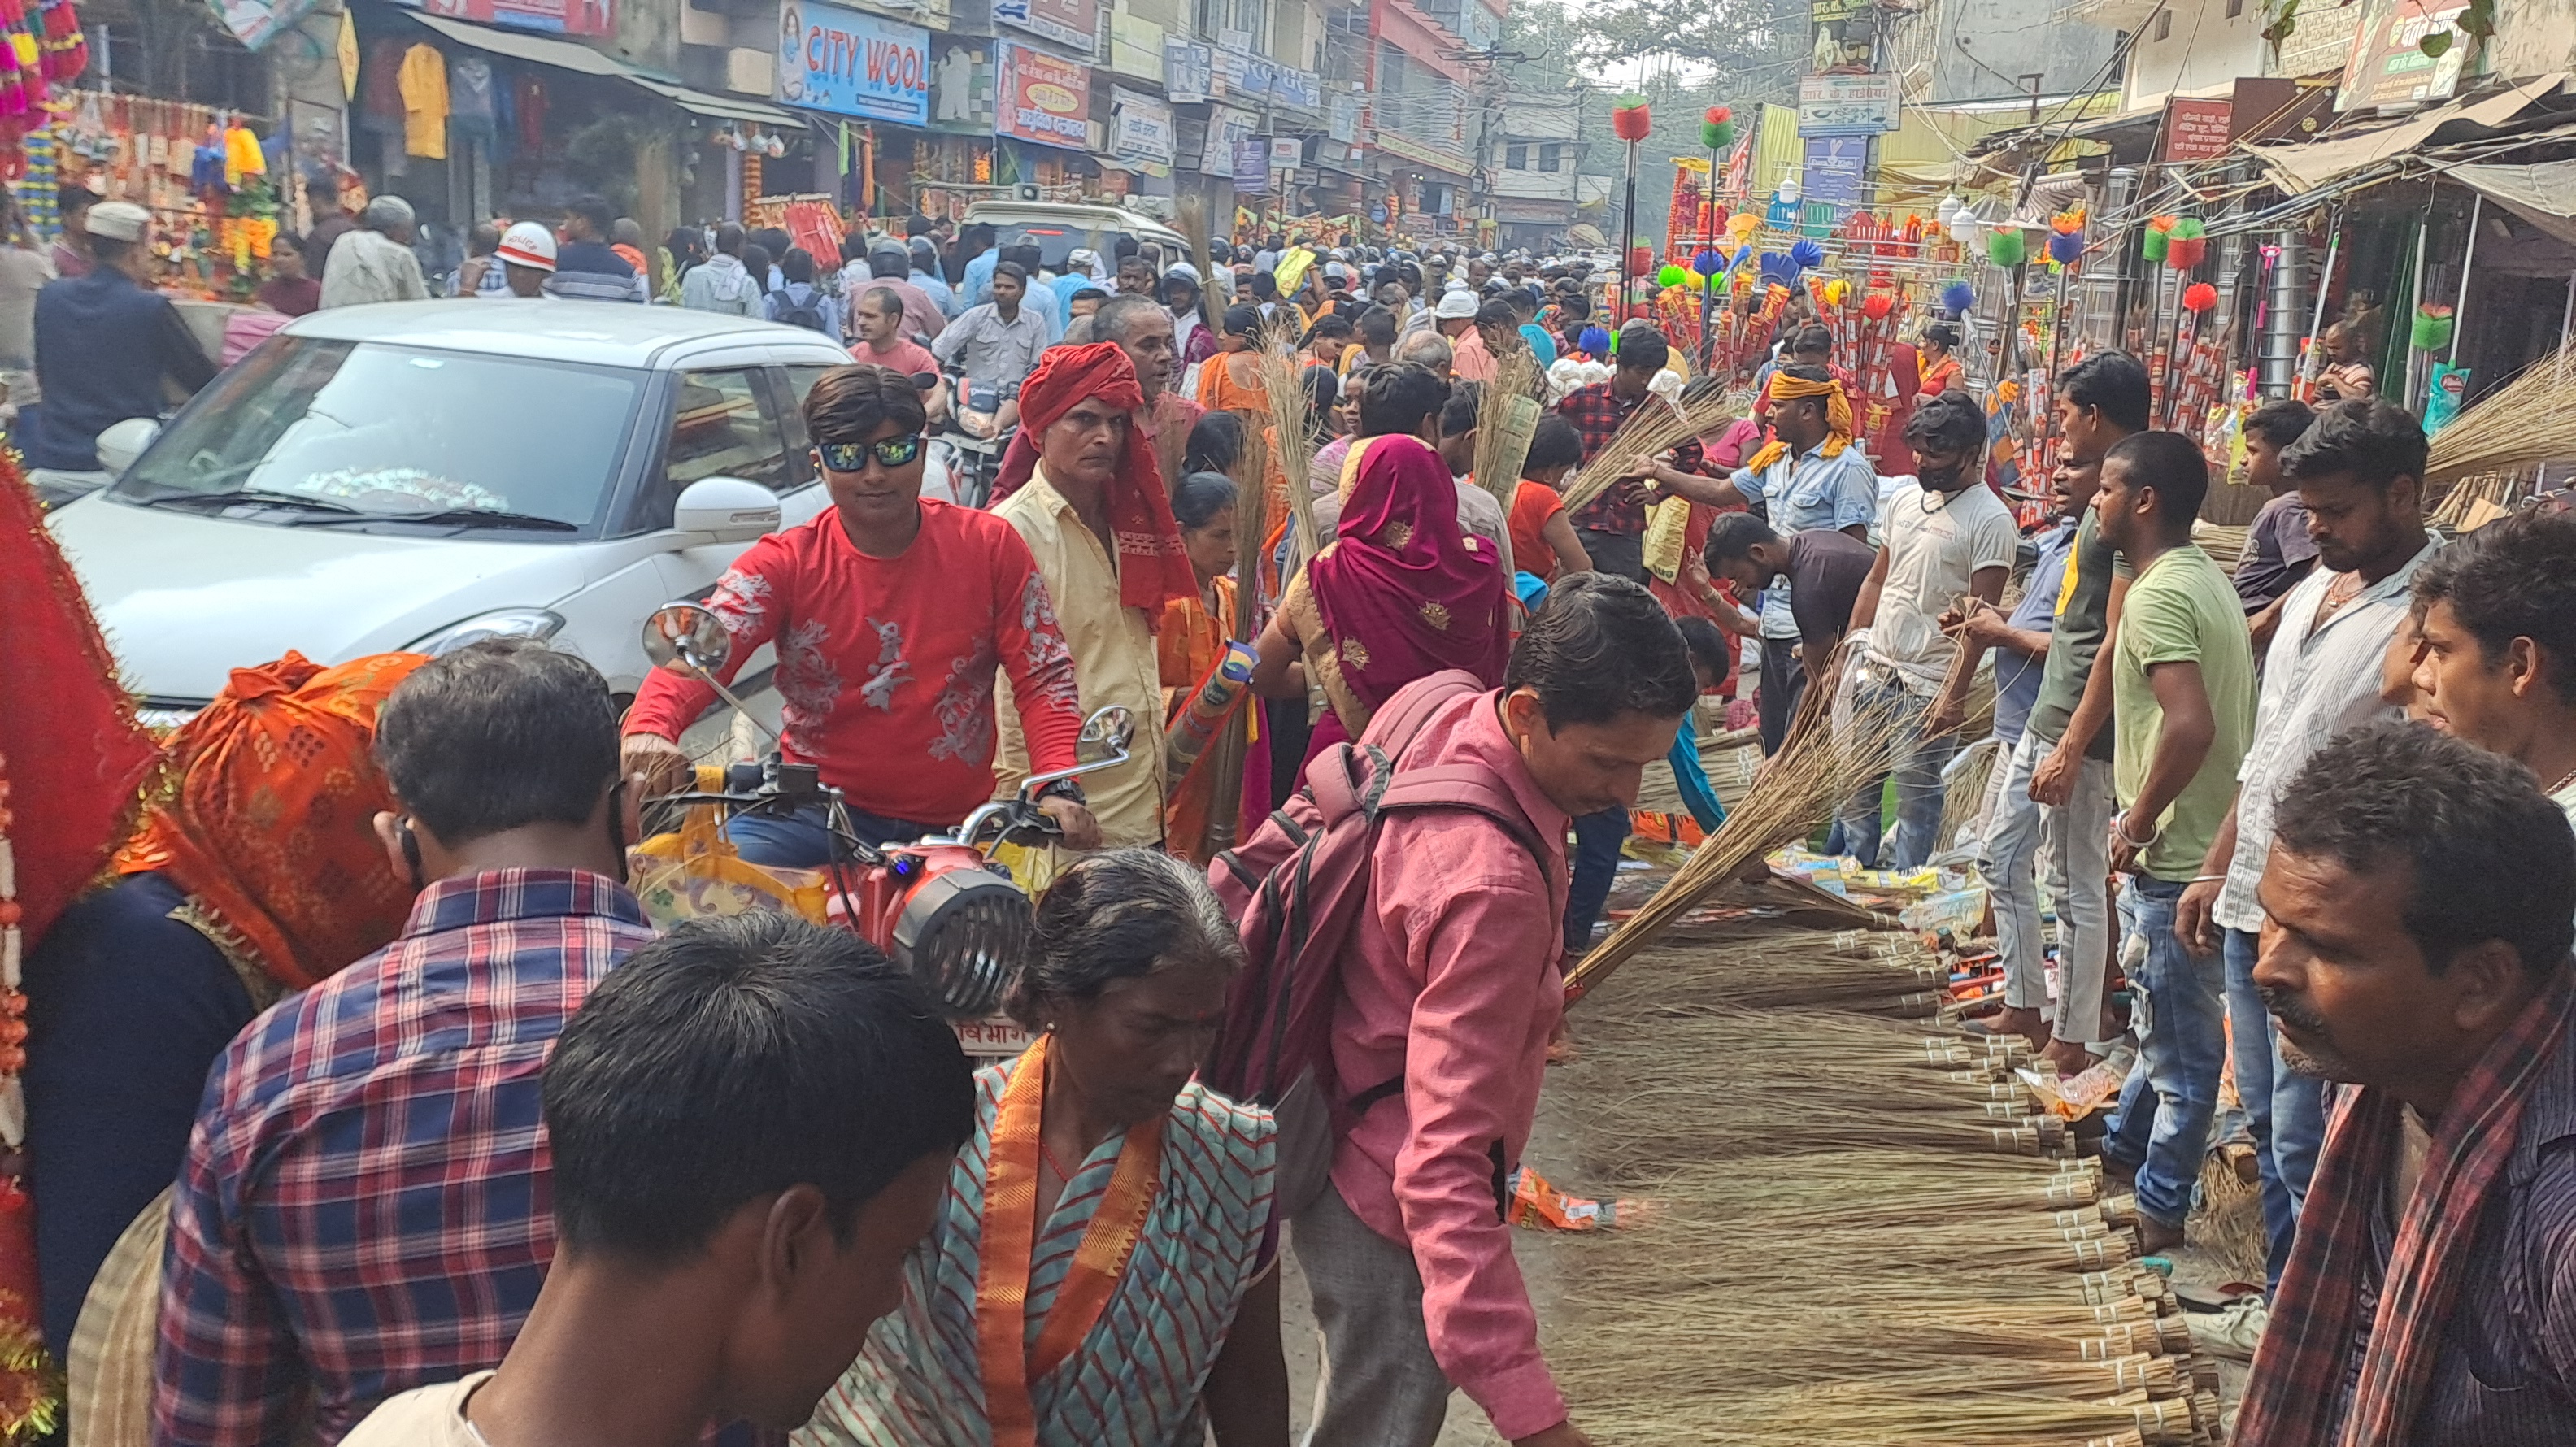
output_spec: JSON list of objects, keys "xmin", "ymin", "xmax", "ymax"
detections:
[{"xmin": 154, "ymin": 868, "xmax": 654, "ymax": 1447}]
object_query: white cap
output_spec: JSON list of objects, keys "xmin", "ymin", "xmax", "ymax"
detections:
[
  {"xmin": 495, "ymin": 221, "xmax": 559, "ymax": 272},
  {"xmin": 1434, "ymin": 288, "xmax": 1479, "ymax": 320},
  {"xmin": 85, "ymin": 201, "xmax": 150, "ymax": 242}
]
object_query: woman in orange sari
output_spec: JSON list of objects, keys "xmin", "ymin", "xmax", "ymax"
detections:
[
  {"xmin": 1157, "ymin": 471, "xmax": 1242, "ymax": 720},
  {"xmin": 1915, "ymin": 323, "xmax": 1963, "ymax": 397},
  {"xmin": 1195, "ymin": 305, "xmax": 1269, "ymax": 419}
]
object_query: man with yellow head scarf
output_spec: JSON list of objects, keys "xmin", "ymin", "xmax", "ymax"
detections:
[{"xmin": 1650, "ymin": 362, "xmax": 1882, "ymax": 754}]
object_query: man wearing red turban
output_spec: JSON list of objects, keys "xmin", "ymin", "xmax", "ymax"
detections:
[{"xmin": 989, "ymin": 341, "xmax": 1197, "ymax": 847}]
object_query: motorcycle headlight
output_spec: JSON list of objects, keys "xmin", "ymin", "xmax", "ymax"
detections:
[
  {"xmin": 404, "ymin": 608, "xmax": 565, "ymax": 657},
  {"xmin": 891, "ymin": 867, "xmax": 1031, "ymax": 1017}
]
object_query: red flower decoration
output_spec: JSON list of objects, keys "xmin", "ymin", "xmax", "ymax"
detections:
[
  {"xmin": 1704, "ymin": 106, "xmax": 1731, "ymax": 124},
  {"xmin": 1861, "ymin": 292, "xmax": 1895, "ymax": 320},
  {"xmin": 2182, "ymin": 282, "xmax": 2219, "ymax": 313},
  {"xmin": 1611, "ymin": 95, "xmax": 1653, "ymax": 142}
]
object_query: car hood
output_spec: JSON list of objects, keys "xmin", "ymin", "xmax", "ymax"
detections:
[{"xmin": 48, "ymin": 495, "xmax": 602, "ymax": 699}]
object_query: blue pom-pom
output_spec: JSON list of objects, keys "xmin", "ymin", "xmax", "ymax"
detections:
[
  {"xmin": 1577, "ymin": 325, "xmax": 1612, "ymax": 356},
  {"xmin": 1788, "ymin": 238, "xmax": 1825, "ymax": 271},
  {"xmin": 2047, "ymin": 230, "xmax": 2086, "ymax": 265},
  {"xmin": 1940, "ymin": 280, "xmax": 1977, "ymax": 315},
  {"xmin": 1758, "ymin": 252, "xmax": 1792, "ymax": 285},
  {"xmin": 1693, "ymin": 248, "xmax": 1723, "ymax": 277}
]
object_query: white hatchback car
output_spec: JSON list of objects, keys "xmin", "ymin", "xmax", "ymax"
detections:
[{"xmin": 48, "ymin": 300, "xmax": 859, "ymax": 723}]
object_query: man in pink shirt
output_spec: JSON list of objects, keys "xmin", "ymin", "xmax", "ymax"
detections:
[{"xmin": 1298, "ymin": 573, "xmax": 1699, "ymax": 1447}]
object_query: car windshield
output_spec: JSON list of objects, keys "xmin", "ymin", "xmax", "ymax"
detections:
[
  {"xmin": 112, "ymin": 337, "xmax": 645, "ymax": 532},
  {"xmin": 996, "ymin": 224, "xmax": 1141, "ymax": 273}
]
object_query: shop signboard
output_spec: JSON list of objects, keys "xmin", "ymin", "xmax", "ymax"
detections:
[
  {"xmin": 1108, "ymin": 13, "xmax": 1164, "ymax": 80},
  {"xmin": 1800, "ymin": 134, "xmax": 1866, "ymax": 224},
  {"xmin": 1234, "ymin": 139, "xmax": 1270, "ymax": 192},
  {"xmin": 2338, "ymin": 0, "xmax": 2469, "ymax": 110},
  {"xmin": 777, "ymin": 1, "xmax": 931, "ymax": 126},
  {"xmin": 1327, "ymin": 92, "xmax": 1360, "ymax": 144},
  {"xmin": 1164, "ymin": 39, "xmax": 1213, "ymax": 102},
  {"xmin": 1808, "ymin": 0, "xmax": 1873, "ymax": 72},
  {"xmin": 1273, "ymin": 67, "xmax": 1321, "ymax": 110},
  {"xmin": 384, "ymin": 0, "xmax": 617, "ymax": 38},
  {"xmin": 1268, "ymin": 137, "xmax": 1301, "ymax": 169},
  {"xmin": 1796, "ymin": 72, "xmax": 1897, "ymax": 136},
  {"xmin": 996, "ymin": 42, "xmax": 1092, "ymax": 150},
  {"xmin": 993, "ymin": 0, "xmax": 1098, "ymax": 56},
  {"xmin": 931, "ymin": 37, "xmax": 995, "ymax": 133},
  {"xmin": 215, "ymin": 0, "xmax": 321, "ymax": 50},
  {"xmin": 1200, "ymin": 102, "xmax": 1259, "ymax": 172},
  {"xmin": 1110, "ymin": 86, "xmax": 1176, "ymax": 173},
  {"xmin": 2160, "ymin": 96, "xmax": 2234, "ymax": 159}
]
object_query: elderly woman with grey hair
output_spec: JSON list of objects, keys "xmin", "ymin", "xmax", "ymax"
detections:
[
  {"xmin": 799, "ymin": 847, "xmax": 1290, "ymax": 1447},
  {"xmin": 318, "ymin": 194, "xmax": 429, "ymax": 309}
]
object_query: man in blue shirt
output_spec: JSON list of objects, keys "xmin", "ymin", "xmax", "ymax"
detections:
[
  {"xmin": 26, "ymin": 200, "xmax": 216, "ymax": 498},
  {"xmin": 911, "ymin": 236, "xmax": 959, "ymax": 317},
  {"xmin": 958, "ymin": 222, "xmax": 1000, "ymax": 307},
  {"xmin": 545, "ymin": 194, "xmax": 644, "ymax": 303},
  {"xmin": 1962, "ymin": 451, "xmax": 2100, "ymax": 1055}
]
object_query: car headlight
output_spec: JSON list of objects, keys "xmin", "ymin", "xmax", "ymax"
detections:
[{"xmin": 404, "ymin": 608, "xmax": 565, "ymax": 657}]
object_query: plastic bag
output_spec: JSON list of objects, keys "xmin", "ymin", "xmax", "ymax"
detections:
[{"xmin": 629, "ymin": 799, "xmax": 829, "ymax": 931}]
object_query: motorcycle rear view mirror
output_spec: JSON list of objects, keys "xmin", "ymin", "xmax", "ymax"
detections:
[
  {"xmin": 1076, "ymin": 705, "xmax": 1135, "ymax": 767},
  {"xmin": 642, "ymin": 601, "xmax": 733, "ymax": 678}
]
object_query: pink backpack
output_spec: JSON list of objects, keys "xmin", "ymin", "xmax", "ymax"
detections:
[{"xmin": 1207, "ymin": 670, "xmax": 1546, "ymax": 1208}]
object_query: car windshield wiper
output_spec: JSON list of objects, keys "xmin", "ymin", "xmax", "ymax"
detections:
[
  {"xmin": 286, "ymin": 506, "xmax": 580, "ymax": 532},
  {"xmin": 139, "ymin": 488, "xmax": 364, "ymax": 515}
]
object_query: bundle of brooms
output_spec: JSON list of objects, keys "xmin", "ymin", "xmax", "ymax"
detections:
[
  {"xmin": 1535, "ymin": 913, "xmax": 2223, "ymax": 1445},
  {"xmin": 1255, "ymin": 342, "xmax": 1322, "ymax": 564},
  {"xmin": 1471, "ymin": 347, "xmax": 1547, "ymax": 579},
  {"xmin": 2425, "ymin": 338, "xmax": 2576, "ymax": 489},
  {"xmin": 1553, "ymin": 385, "xmax": 1744, "ymax": 519}
]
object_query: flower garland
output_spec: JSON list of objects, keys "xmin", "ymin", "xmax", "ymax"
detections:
[{"xmin": 0, "ymin": 753, "xmax": 58, "ymax": 1446}]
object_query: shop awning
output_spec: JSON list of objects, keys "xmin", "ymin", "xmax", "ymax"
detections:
[
  {"xmin": 2438, "ymin": 157, "xmax": 2576, "ymax": 247},
  {"xmin": 2246, "ymin": 72, "xmax": 2570, "ymax": 194},
  {"xmin": 407, "ymin": 12, "xmax": 803, "ymax": 128}
]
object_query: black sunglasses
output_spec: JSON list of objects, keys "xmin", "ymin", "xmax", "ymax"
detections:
[{"xmin": 817, "ymin": 435, "xmax": 925, "ymax": 471}]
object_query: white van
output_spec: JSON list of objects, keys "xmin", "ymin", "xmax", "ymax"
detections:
[{"xmin": 960, "ymin": 199, "xmax": 1195, "ymax": 273}]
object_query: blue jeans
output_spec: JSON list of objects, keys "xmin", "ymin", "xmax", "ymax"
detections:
[
  {"xmin": 723, "ymin": 801, "xmax": 947, "ymax": 868},
  {"xmin": 1833, "ymin": 672, "xmax": 1958, "ymax": 871},
  {"xmin": 2224, "ymin": 925, "xmax": 2326, "ymax": 1289},
  {"xmin": 2102, "ymin": 875, "xmax": 2226, "ymax": 1232},
  {"xmin": 1565, "ymin": 806, "xmax": 1630, "ymax": 951}
]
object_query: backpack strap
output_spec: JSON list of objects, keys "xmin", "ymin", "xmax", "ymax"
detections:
[
  {"xmin": 1378, "ymin": 765, "xmax": 1549, "ymax": 874},
  {"xmin": 1356, "ymin": 670, "xmax": 1490, "ymax": 762}
]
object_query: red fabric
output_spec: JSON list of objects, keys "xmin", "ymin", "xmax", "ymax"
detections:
[
  {"xmin": 1871, "ymin": 341, "xmax": 1922, "ymax": 475},
  {"xmin": 1508, "ymin": 480, "xmax": 1564, "ymax": 581},
  {"xmin": 0, "ymin": 457, "xmax": 158, "ymax": 952},
  {"xmin": 987, "ymin": 342, "xmax": 1197, "ymax": 618},
  {"xmin": 624, "ymin": 502, "xmax": 1084, "ymax": 825},
  {"xmin": 1308, "ymin": 435, "xmax": 1508, "ymax": 710}
]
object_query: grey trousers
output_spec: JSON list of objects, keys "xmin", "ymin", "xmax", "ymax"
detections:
[{"xmin": 1294, "ymin": 1184, "xmax": 1453, "ymax": 1447}]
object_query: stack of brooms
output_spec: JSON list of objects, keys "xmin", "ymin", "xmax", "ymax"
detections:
[{"xmin": 1532, "ymin": 651, "xmax": 2223, "ymax": 1445}]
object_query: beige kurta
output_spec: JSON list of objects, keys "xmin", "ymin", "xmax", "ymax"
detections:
[{"xmin": 989, "ymin": 466, "xmax": 1168, "ymax": 847}]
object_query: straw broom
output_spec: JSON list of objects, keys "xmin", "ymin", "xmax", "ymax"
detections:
[
  {"xmin": 1255, "ymin": 342, "xmax": 1321, "ymax": 564},
  {"xmin": 1472, "ymin": 345, "xmax": 1547, "ymax": 580},
  {"xmin": 2426, "ymin": 337, "xmax": 2576, "ymax": 487},
  {"xmin": 1555, "ymin": 386, "xmax": 1743, "ymax": 519}
]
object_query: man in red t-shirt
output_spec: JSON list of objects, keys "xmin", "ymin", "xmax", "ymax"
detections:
[{"xmin": 622, "ymin": 366, "xmax": 1099, "ymax": 866}]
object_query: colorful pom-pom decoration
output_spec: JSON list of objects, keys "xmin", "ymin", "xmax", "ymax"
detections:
[
  {"xmin": 1700, "ymin": 106, "xmax": 1735, "ymax": 150},
  {"xmin": 2142, "ymin": 215, "xmax": 2175, "ymax": 263},
  {"xmin": 1611, "ymin": 95, "xmax": 1653, "ymax": 142},
  {"xmin": 1577, "ymin": 325, "xmax": 1612, "ymax": 356},
  {"xmin": 2047, "ymin": 228, "xmax": 2086, "ymax": 265},
  {"xmin": 1821, "ymin": 276, "xmax": 1849, "ymax": 306},
  {"xmin": 1788, "ymin": 238, "xmax": 1825, "ymax": 271},
  {"xmin": 1861, "ymin": 291, "xmax": 1895, "ymax": 321},
  {"xmin": 1758, "ymin": 252, "xmax": 1792, "ymax": 286},
  {"xmin": 1656, "ymin": 263, "xmax": 1686, "ymax": 287},
  {"xmin": 2411, "ymin": 304, "xmax": 2455, "ymax": 352},
  {"xmin": 2166, "ymin": 217, "xmax": 2208, "ymax": 270},
  {"xmin": 1693, "ymin": 247, "xmax": 1724, "ymax": 277},
  {"xmin": 2182, "ymin": 282, "xmax": 2219, "ymax": 313},
  {"xmin": 1940, "ymin": 280, "xmax": 1976, "ymax": 315},
  {"xmin": 1986, "ymin": 229, "xmax": 2026, "ymax": 267},
  {"xmin": 1628, "ymin": 244, "xmax": 1654, "ymax": 274}
]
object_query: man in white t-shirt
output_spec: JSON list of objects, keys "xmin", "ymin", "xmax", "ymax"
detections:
[{"xmin": 1837, "ymin": 391, "xmax": 2017, "ymax": 869}]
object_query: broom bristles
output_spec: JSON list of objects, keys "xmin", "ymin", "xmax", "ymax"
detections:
[
  {"xmin": 1255, "ymin": 344, "xmax": 1321, "ymax": 563},
  {"xmin": 1556, "ymin": 387, "xmax": 1743, "ymax": 519},
  {"xmin": 2426, "ymin": 337, "xmax": 2576, "ymax": 486}
]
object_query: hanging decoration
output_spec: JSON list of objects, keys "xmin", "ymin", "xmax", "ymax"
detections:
[
  {"xmin": 2412, "ymin": 303, "xmax": 2456, "ymax": 352},
  {"xmin": 2182, "ymin": 283, "xmax": 2219, "ymax": 314},
  {"xmin": 2166, "ymin": 217, "xmax": 2207, "ymax": 269},
  {"xmin": 2142, "ymin": 215, "xmax": 2177, "ymax": 263},
  {"xmin": 1940, "ymin": 280, "xmax": 1976, "ymax": 315},
  {"xmin": 2047, "ymin": 207, "xmax": 2086, "ymax": 267},
  {"xmin": 1700, "ymin": 105, "xmax": 1734, "ymax": 151},
  {"xmin": 1986, "ymin": 228, "xmax": 2026, "ymax": 267}
]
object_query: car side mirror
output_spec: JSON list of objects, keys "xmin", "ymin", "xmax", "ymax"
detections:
[
  {"xmin": 96, "ymin": 417, "xmax": 162, "ymax": 477},
  {"xmin": 672, "ymin": 476, "xmax": 780, "ymax": 543}
]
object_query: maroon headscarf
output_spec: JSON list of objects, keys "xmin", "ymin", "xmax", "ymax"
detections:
[
  {"xmin": 988, "ymin": 342, "xmax": 1196, "ymax": 617},
  {"xmin": 1306, "ymin": 433, "xmax": 1508, "ymax": 710}
]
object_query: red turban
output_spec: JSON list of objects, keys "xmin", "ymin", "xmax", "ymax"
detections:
[{"xmin": 990, "ymin": 342, "xmax": 1195, "ymax": 617}]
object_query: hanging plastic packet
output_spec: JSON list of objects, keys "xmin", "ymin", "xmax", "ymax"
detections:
[{"xmin": 1506, "ymin": 1166, "xmax": 1642, "ymax": 1232}]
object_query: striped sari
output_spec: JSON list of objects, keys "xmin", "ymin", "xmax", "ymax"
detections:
[{"xmin": 798, "ymin": 1058, "xmax": 1277, "ymax": 1447}]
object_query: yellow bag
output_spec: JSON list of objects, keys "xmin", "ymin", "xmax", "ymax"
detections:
[{"xmin": 629, "ymin": 789, "xmax": 830, "ymax": 929}]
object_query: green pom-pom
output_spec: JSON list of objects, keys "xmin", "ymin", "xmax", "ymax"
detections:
[
  {"xmin": 2142, "ymin": 229, "xmax": 2169, "ymax": 263},
  {"xmin": 1657, "ymin": 264, "xmax": 1686, "ymax": 287},
  {"xmin": 1986, "ymin": 229, "xmax": 2026, "ymax": 267},
  {"xmin": 1701, "ymin": 120, "xmax": 1735, "ymax": 150},
  {"xmin": 2175, "ymin": 216, "xmax": 2205, "ymax": 239}
]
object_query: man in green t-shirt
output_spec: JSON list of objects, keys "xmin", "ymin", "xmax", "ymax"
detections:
[{"xmin": 2089, "ymin": 429, "xmax": 2256, "ymax": 1254}]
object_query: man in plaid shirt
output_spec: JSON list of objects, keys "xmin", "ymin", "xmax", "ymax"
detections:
[
  {"xmin": 155, "ymin": 639, "xmax": 655, "ymax": 1447},
  {"xmin": 1551, "ymin": 324, "xmax": 1708, "ymax": 585}
]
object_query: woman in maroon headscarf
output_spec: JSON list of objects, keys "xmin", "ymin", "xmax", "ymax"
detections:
[{"xmin": 1248, "ymin": 362, "xmax": 1508, "ymax": 771}]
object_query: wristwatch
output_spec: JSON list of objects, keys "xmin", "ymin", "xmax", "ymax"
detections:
[{"xmin": 1034, "ymin": 778, "xmax": 1088, "ymax": 807}]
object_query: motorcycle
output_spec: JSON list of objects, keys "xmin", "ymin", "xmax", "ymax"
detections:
[
  {"xmin": 930, "ymin": 374, "xmax": 1019, "ymax": 508},
  {"xmin": 637, "ymin": 599, "xmax": 1133, "ymax": 1058}
]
